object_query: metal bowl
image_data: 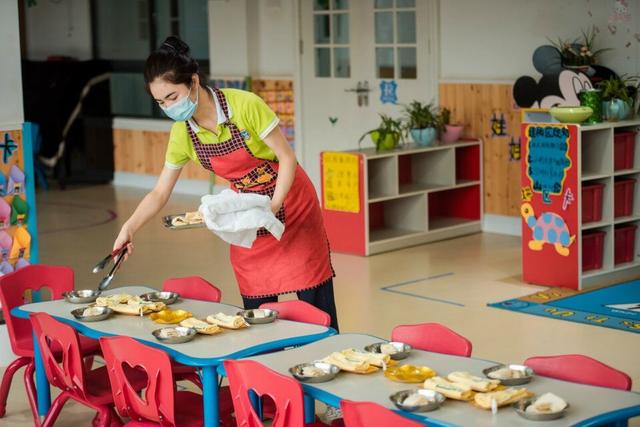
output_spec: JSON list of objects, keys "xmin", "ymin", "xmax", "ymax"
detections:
[
  {"xmin": 364, "ymin": 341, "xmax": 412, "ymax": 360},
  {"xmin": 483, "ymin": 364, "xmax": 535, "ymax": 386},
  {"xmin": 71, "ymin": 306, "xmax": 112, "ymax": 322},
  {"xmin": 289, "ymin": 362, "xmax": 340, "ymax": 383},
  {"xmin": 237, "ymin": 309, "xmax": 278, "ymax": 325},
  {"xmin": 140, "ymin": 291, "xmax": 180, "ymax": 305},
  {"xmin": 64, "ymin": 290, "xmax": 101, "ymax": 304},
  {"xmin": 513, "ymin": 397, "xmax": 569, "ymax": 421},
  {"xmin": 390, "ymin": 389, "xmax": 445, "ymax": 413},
  {"xmin": 152, "ymin": 326, "xmax": 197, "ymax": 344}
]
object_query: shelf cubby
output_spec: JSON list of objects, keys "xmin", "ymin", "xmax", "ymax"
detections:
[
  {"xmin": 614, "ymin": 173, "xmax": 640, "ymax": 222},
  {"xmin": 367, "ymin": 156, "xmax": 397, "ymax": 201},
  {"xmin": 581, "ymin": 225, "xmax": 613, "ymax": 275},
  {"xmin": 369, "ymin": 194, "xmax": 427, "ymax": 242},
  {"xmin": 428, "ymin": 185, "xmax": 481, "ymax": 231},
  {"xmin": 614, "ymin": 221, "xmax": 640, "ymax": 269},
  {"xmin": 581, "ymin": 128, "xmax": 613, "ymax": 179},
  {"xmin": 398, "ymin": 149, "xmax": 454, "ymax": 195},
  {"xmin": 581, "ymin": 177, "xmax": 613, "ymax": 230},
  {"xmin": 455, "ymin": 144, "xmax": 481, "ymax": 185}
]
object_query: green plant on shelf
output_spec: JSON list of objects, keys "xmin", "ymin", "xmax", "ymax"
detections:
[
  {"xmin": 598, "ymin": 74, "xmax": 639, "ymax": 121},
  {"xmin": 402, "ymin": 101, "xmax": 442, "ymax": 132},
  {"xmin": 358, "ymin": 114, "xmax": 404, "ymax": 152},
  {"xmin": 548, "ymin": 26, "xmax": 611, "ymax": 68}
]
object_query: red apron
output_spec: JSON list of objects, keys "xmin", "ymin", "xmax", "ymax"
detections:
[{"xmin": 187, "ymin": 88, "xmax": 334, "ymax": 298}]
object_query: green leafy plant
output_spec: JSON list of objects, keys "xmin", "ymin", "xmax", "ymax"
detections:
[
  {"xmin": 598, "ymin": 75, "xmax": 639, "ymax": 104},
  {"xmin": 358, "ymin": 114, "xmax": 404, "ymax": 151},
  {"xmin": 402, "ymin": 101, "xmax": 441, "ymax": 131},
  {"xmin": 549, "ymin": 26, "xmax": 611, "ymax": 67}
]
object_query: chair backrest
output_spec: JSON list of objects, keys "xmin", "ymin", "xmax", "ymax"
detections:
[
  {"xmin": 224, "ymin": 359, "xmax": 306, "ymax": 427},
  {"xmin": 391, "ymin": 323, "xmax": 472, "ymax": 357},
  {"xmin": 30, "ymin": 312, "xmax": 88, "ymax": 399},
  {"xmin": 0, "ymin": 265, "xmax": 74, "ymax": 355},
  {"xmin": 162, "ymin": 276, "xmax": 222, "ymax": 302},
  {"xmin": 340, "ymin": 400, "xmax": 424, "ymax": 427},
  {"xmin": 100, "ymin": 336, "xmax": 176, "ymax": 425},
  {"xmin": 259, "ymin": 300, "xmax": 331, "ymax": 327},
  {"xmin": 524, "ymin": 354, "xmax": 632, "ymax": 391}
]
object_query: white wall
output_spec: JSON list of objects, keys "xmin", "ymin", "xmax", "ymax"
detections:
[
  {"xmin": 440, "ymin": 0, "xmax": 640, "ymax": 81},
  {"xmin": 0, "ymin": 0, "xmax": 24, "ymax": 125},
  {"xmin": 25, "ymin": 0, "xmax": 92, "ymax": 61}
]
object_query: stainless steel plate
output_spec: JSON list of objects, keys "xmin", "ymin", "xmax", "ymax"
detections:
[
  {"xmin": 237, "ymin": 309, "xmax": 278, "ymax": 325},
  {"xmin": 364, "ymin": 341, "xmax": 412, "ymax": 360},
  {"xmin": 152, "ymin": 326, "xmax": 197, "ymax": 344},
  {"xmin": 483, "ymin": 364, "xmax": 535, "ymax": 386},
  {"xmin": 162, "ymin": 214, "xmax": 205, "ymax": 231},
  {"xmin": 513, "ymin": 397, "xmax": 569, "ymax": 421},
  {"xmin": 71, "ymin": 306, "xmax": 112, "ymax": 322},
  {"xmin": 140, "ymin": 291, "xmax": 180, "ymax": 305},
  {"xmin": 389, "ymin": 389, "xmax": 445, "ymax": 413},
  {"xmin": 289, "ymin": 362, "xmax": 340, "ymax": 383},
  {"xmin": 64, "ymin": 289, "xmax": 101, "ymax": 304}
]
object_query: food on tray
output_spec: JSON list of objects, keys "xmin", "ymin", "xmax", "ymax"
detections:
[
  {"xmin": 322, "ymin": 352, "xmax": 376, "ymax": 374},
  {"xmin": 171, "ymin": 211, "xmax": 203, "ymax": 227},
  {"xmin": 300, "ymin": 366, "xmax": 328, "ymax": 377},
  {"xmin": 447, "ymin": 371, "xmax": 500, "ymax": 392},
  {"xmin": 96, "ymin": 293, "xmax": 133, "ymax": 307},
  {"xmin": 403, "ymin": 393, "xmax": 433, "ymax": 407},
  {"xmin": 150, "ymin": 309, "xmax": 192, "ymax": 324},
  {"xmin": 380, "ymin": 343, "xmax": 399, "ymax": 355},
  {"xmin": 158, "ymin": 328, "xmax": 180, "ymax": 339},
  {"xmin": 250, "ymin": 309, "xmax": 269, "ymax": 319},
  {"xmin": 474, "ymin": 387, "xmax": 532, "ymax": 409},
  {"xmin": 206, "ymin": 312, "xmax": 249, "ymax": 329},
  {"xmin": 487, "ymin": 366, "xmax": 528, "ymax": 380},
  {"xmin": 423, "ymin": 377, "xmax": 474, "ymax": 401},
  {"xmin": 180, "ymin": 317, "xmax": 223, "ymax": 335},
  {"xmin": 384, "ymin": 364, "xmax": 436, "ymax": 383},
  {"xmin": 525, "ymin": 393, "xmax": 567, "ymax": 415},
  {"xmin": 82, "ymin": 307, "xmax": 105, "ymax": 317},
  {"xmin": 339, "ymin": 348, "xmax": 390, "ymax": 368}
]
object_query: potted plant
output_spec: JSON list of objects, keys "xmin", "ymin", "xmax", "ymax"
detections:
[
  {"xmin": 440, "ymin": 107, "xmax": 464, "ymax": 143},
  {"xmin": 358, "ymin": 114, "xmax": 404, "ymax": 151},
  {"xmin": 402, "ymin": 101, "xmax": 440, "ymax": 146},
  {"xmin": 598, "ymin": 75, "xmax": 638, "ymax": 121},
  {"xmin": 549, "ymin": 26, "xmax": 610, "ymax": 73}
]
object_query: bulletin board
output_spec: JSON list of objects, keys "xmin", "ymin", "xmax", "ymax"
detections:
[
  {"xmin": 0, "ymin": 125, "xmax": 39, "ymax": 275},
  {"xmin": 521, "ymin": 123, "xmax": 578, "ymax": 289},
  {"xmin": 252, "ymin": 79, "xmax": 295, "ymax": 148},
  {"xmin": 321, "ymin": 152, "xmax": 360, "ymax": 213}
]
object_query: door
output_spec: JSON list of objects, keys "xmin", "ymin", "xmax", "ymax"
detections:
[{"xmin": 297, "ymin": 0, "xmax": 439, "ymax": 188}]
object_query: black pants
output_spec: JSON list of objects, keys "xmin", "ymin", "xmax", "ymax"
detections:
[{"xmin": 242, "ymin": 279, "xmax": 339, "ymax": 332}]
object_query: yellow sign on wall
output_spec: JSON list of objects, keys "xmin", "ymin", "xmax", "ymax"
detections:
[{"xmin": 322, "ymin": 152, "xmax": 360, "ymax": 213}]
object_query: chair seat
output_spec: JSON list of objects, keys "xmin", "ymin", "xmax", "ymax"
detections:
[
  {"xmin": 86, "ymin": 365, "xmax": 149, "ymax": 406},
  {"xmin": 123, "ymin": 391, "xmax": 204, "ymax": 427},
  {"xmin": 14, "ymin": 332, "xmax": 100, "ymax": 357}
]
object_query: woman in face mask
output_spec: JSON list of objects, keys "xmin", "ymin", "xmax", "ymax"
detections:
[{"xmin": 112, "ymin": 36, "xmax": 338, "ymax": 331}]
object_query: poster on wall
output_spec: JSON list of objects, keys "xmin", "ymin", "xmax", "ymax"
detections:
[
  {"xmin": 321, "ymin": 152, "xmax": 360, "ymax": 213},
  {"xmin": 521, "ymin": 123, "xmax": 579, "ymax": 289}
]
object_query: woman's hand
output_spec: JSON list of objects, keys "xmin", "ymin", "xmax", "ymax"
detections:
[{"xmin": 113, "ymin": 225, "xmax": 135, "ymax": 261}]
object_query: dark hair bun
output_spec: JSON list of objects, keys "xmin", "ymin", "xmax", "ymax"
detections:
[{"xmin": 160, "ymin": 36, "xmax": 190, "ymax": 56}]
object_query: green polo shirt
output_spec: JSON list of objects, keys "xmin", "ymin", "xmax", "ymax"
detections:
[{"xmin": 165, "ymin": 88, "xmax": 280, "ymax": 169}]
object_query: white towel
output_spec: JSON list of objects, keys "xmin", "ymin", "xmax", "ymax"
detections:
[{"xmin": 198, "ymin": 190, "xmax": 284, "ymax": 248}]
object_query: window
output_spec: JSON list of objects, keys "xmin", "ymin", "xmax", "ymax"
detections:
[
  {"xmin": 313, "ymin": 0, "xmax": 350, "ymax": 78},
  {"xmin": 374, "ymin": 0, "xmax": 416, "ymax": 79},
  {"xmin": 92, "ymin": 0, "xmax": 209, "ymax": 117}
]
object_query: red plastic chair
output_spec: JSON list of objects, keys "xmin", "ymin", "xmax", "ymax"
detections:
[
  {"xmin": 0, "ymin": 265, "xmax": 99, "ymax": 422},
  {"xmin": 224, "ymin": 359, "xmax": 326, "ymax": 427},
  {"xmin": 100, "ymin": 336, "xmax": 235, "ymax": 427},
  {"xmin": 31, "ymin": 312, "xmax": 146, "ymax": 427},
  {"xmin": 340, "ymin": 400, "xmax": 423, "ymax": 427},
  {"xmin": 391, "ymin": 323, "xmax": 472, "ymax": 357},
  {"xmin": 162, "ymin": 276, "xmax": 222, "ymax": 302},
  {"xmin": 259, "ymin": 300, "xmax": 331, "ymax": 327},
  {"xmin": 524, "ymin": 354, "xmax": 632, "ymax": 391}
]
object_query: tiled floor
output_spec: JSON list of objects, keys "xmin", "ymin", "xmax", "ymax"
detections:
[{"xmin": 1, "ymin": 184, "xmax": 638, "ymax": 426}]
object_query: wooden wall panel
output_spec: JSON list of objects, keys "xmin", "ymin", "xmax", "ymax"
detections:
[
  {"xmin": 113, "ymin": 129, "xmax": 218, "ymax": 182},
  {"xmin": 439, "ymin": 83, "xmax": 521, "ymax": 217}
]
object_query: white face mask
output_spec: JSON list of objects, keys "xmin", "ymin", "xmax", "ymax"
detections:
[{"xmin": 161, "ymin": 84, "xmax": 199, "ymax": 121}]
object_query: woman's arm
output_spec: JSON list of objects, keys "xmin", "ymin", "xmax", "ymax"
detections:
[
  {"xmin": 263, "ymin": 125, "xmax": 297, "ymax": 214},
  {"xmin": 113, "ymin": 166, "xmax": 182, "ymax": 257}
]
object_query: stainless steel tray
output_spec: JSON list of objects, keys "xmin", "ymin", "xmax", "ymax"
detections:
[
  {"xmin": 71, "ymin": 306, "xmax": 112, "ymax": 322},
  {"xmin": 140, "ymin": 291, "xmax": 180, "ymax": 305},
  {"xmin": 483, "ymin": 364, "xmax": 535, "ymax": 386},
  {"xmin": 364, "ymin": 341, "xmax": 412, "ymax": 360},
  {"xmin": 289, "ymin": 362, "xmax": 340, "ymax": 383},
  {"xmin": 152, "ymin": 326, "xmax": 197, "ymax": 344},
  {"xmin": 513, "ymin": 397, "xmax": 569, "ymax": 421},
  {"xmin": 64, "ymin": 289, "xmax": 101, "ymax": 304},
  {"xmin": 162, "ymin": 214, "xmax": 205, "ymax": 231},
  {"xmin": 237, "ymin": 309, "xmax": 278, "ymax": 325},
  {"xmin": 389, "ymin": 389, "xmax": 445, "ymax": 413}
]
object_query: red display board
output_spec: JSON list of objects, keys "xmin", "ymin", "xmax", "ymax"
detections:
[{"xmin": 521, "ymin": 124, "xmax": 579, "ymax": 289}]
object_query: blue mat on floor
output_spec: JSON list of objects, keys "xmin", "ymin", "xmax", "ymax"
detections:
[{"xmin": 488, "ymin": 280, "xmax": 640, "ymax": 334}]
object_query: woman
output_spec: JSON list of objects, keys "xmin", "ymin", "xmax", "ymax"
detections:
[{"xmin": 113, "ymin": 36, "xmax": 338, "ymax": 330}]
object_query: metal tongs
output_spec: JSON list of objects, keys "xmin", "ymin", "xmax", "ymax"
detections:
[{"xmin": 93, "ymin": 244, "xmax": 129, "ymax": 291}]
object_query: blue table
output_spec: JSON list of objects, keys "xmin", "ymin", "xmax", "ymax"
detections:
[
  {"xmin": 240, "ymin": 334, "xmax": 640, "ymax": 427},
  {"xmin": 11, "ymin": 286, "xmax": 335, "ymax": 427}
]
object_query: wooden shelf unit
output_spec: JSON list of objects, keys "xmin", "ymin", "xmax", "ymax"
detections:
[{"xmin": 322, "ymin": 140, "xmax": 482, "ymax": 256}]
